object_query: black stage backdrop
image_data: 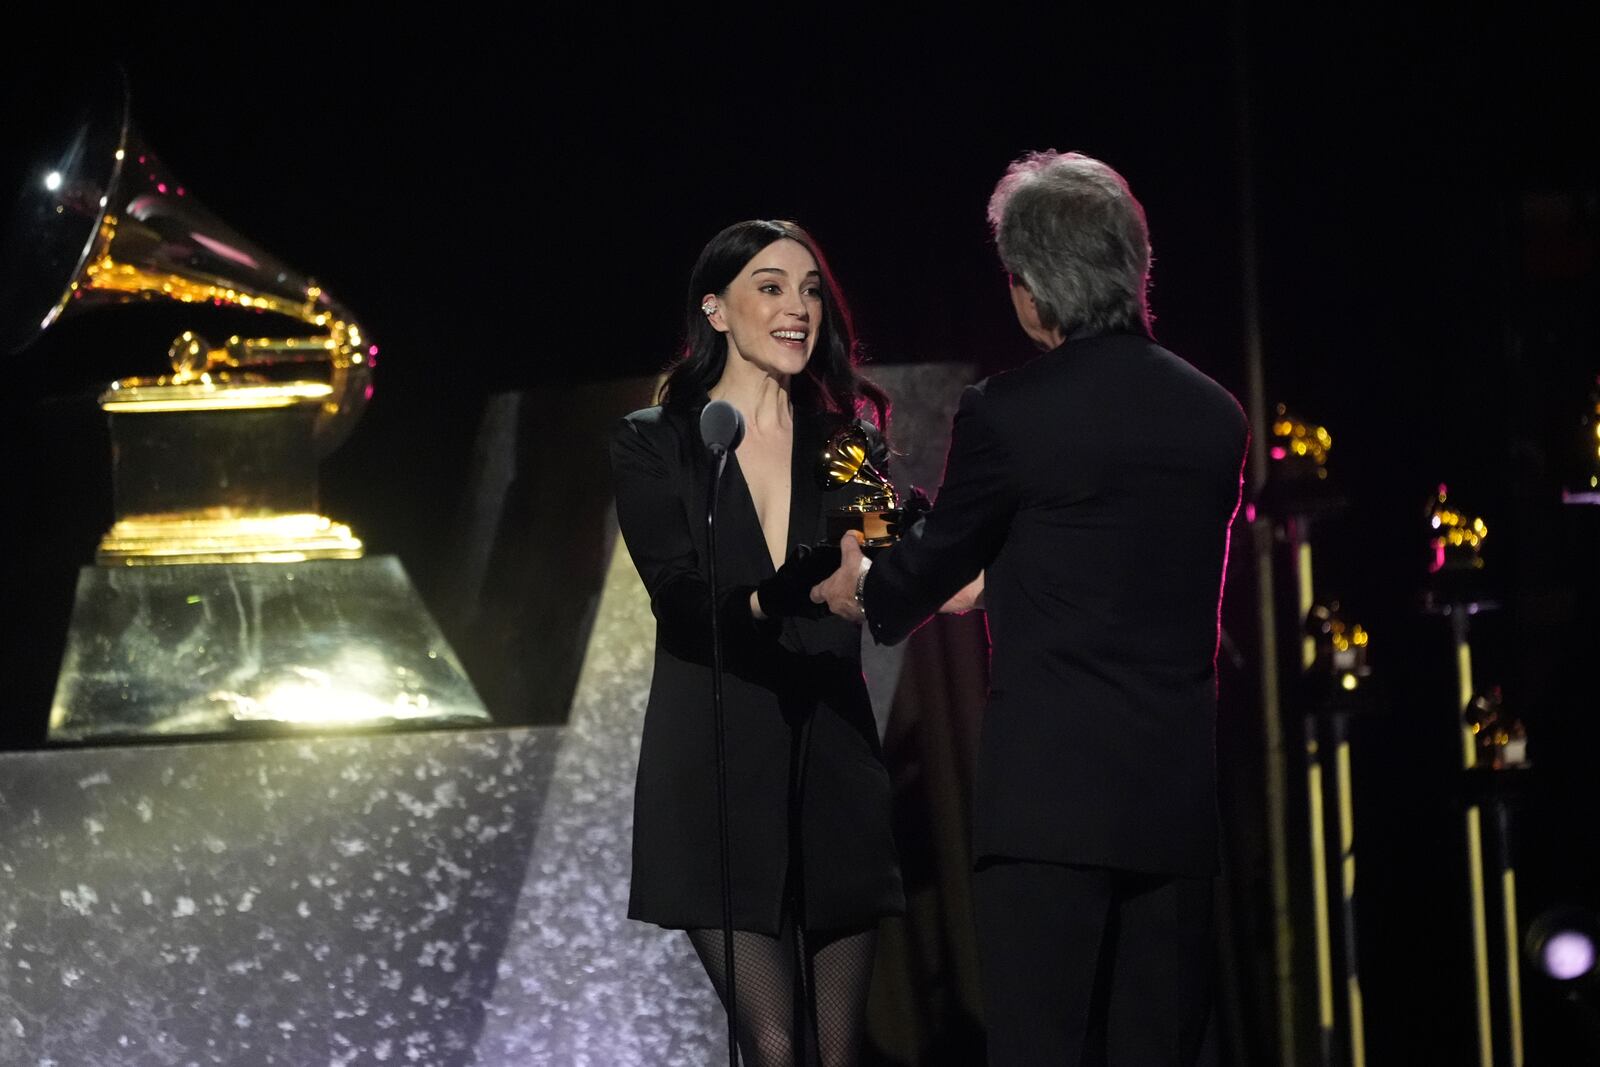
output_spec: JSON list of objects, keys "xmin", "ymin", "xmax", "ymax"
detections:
[{"xmin": 1, "ymin": 8, "xmax": 1596, "ymax": 1064}]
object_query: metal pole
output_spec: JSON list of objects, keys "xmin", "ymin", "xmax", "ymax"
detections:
[
  {"xmin": 1333, "ymin": 717, "xmax": 1367, "ymax": 1067},
  {"xmin": 1293, "ymin": 527, "xmax": 1335, "ymax": 1066},
  {"xmin": 1306, "ymin": 721, "xmax": 1337, "ymax": 1067},
  {"xmin": 1453, "ymin": 611, "xmax": 1494, "ymax": 1067},
  {"xmin": 707, "ymin": 460, "xmax": 741, "ymax": 1067},
  {"xmin": 1297, "ymin": 538, "xmax": 1316, "ymax": 670},
  {"xmin": 1492, "ymin": 796, "xmax": 1525, "ymax": 1067},
  {"xmin": 1232, "ymin": 3, "xmax": 1297, "ymax": 1059}
]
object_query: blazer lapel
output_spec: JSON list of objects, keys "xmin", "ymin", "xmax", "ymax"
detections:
[
  {"xmin": 724, "ymin": 453, "xmax": 778, "ymax": 579},
  {"xmin": 788, "ymin": 411, "xmax": 826, "ymax": 556}
]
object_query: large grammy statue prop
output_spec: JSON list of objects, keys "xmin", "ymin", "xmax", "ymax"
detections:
[{"xmin": 0, "ymin": 72, "xmax": 486, "ymax": 741}]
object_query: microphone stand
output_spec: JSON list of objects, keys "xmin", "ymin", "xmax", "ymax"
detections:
[{"xmin": 705, "ymin": 438, "xmax": 740, "ymax": 1067}]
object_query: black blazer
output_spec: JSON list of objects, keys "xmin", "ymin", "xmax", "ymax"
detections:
[
  {"xmin": 609, "ymin": 402, "xmax": 903, "ymax": 933},
  {"xmin": 864, "ymin": 334, "xmax": 1248, "ymax": 876}
]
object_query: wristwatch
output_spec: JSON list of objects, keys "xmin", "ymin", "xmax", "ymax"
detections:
[{"xmin": 853, "ymin": 563, "xmax": 870, "ymax": 620}]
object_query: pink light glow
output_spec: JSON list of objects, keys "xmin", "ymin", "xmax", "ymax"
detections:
[
  {"xmin": 1245, "ymin": 502, "xmax": 1257, "ymax": 523},
  {"xmin": 1214, "ymin": 446, "xmax": 1249, "ymax": 673},
  {"xmin": 156, "ymin": 182, "xmax": 167, "ymax": 194},
  {"xmin": 1428, "ymin": 541, "xmax": 1446, "ymax": 573},
  {"xmin": 368, "ymin": 345, "xmax": 379, "ymax": 356},
  {"xmin": 1270, "ymin": 445, "xmax": 1287, "ymax": 460},
  {"xmin": 190, "ymin": 233, "xmax": 261, "ymax": 270}
]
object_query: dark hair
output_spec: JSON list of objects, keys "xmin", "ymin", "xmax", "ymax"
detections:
[{"xmin": 659, "ymin": 219, "xmax": 889, "ymax": 428}]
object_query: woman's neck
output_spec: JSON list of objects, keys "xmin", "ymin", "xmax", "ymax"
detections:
[{"xmin": 709, "ymin": 359, "xmax": 793, "ymax": 436}]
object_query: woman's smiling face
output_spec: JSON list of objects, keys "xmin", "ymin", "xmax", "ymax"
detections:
[{"xmin": 705, "ymin": 237, "xmax": 823, "ymax": 379}]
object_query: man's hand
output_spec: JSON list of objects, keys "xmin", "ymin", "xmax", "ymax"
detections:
[
  {"xmin": 939, "ymin": 571, "xmax": 985, "ymax": 615},
  {"xmin": 811, "ymin": 532, "xmax": 870, "ymax": 623}
]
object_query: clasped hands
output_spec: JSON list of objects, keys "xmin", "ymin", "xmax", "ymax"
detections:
[
  {"xmin": 757, "ymin": 511, "xmax": 983, "ymax": 624},
  {"xmin": 803, "ymin": 536, "xmax": 985, "ymax": 623}
]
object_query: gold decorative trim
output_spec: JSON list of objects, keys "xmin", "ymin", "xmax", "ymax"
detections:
[
  {"xmin": 98, "ymin": 511, "xmax": 363, "ymax": 565},
  {"xmin": 99, "ymin": 381, "xmax": 332, "ymax": 413}
]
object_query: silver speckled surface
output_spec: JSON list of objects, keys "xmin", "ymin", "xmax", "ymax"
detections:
[
  {"xmin": 0, "ymin": 529, "xmax": 720, "ymax": 1066},
  {"xmin": 0, "ymin": 727, "xmax": 556, "ymax": 1066},
  {"xmin": 475, "ymin": 523, "xmax": 723, "ymax": 1066}
]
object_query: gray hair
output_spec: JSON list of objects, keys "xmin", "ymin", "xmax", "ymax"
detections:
[{"xmin": 986, "ymin": 150, "xmax": 1153, "ymax": 338}]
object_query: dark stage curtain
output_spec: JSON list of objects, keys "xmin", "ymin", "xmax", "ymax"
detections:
[{"xmin": 865, "ymin": 611, "xmax": 991, "ymax": 1065}]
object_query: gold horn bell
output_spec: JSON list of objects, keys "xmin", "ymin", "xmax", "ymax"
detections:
[
  {"xmin": 1, "ymin": 72, "xmax": 370, "ymax": 564},
  {"xmin": 817, "ymin": 423, "xmax": 902, "ymax": 548}
]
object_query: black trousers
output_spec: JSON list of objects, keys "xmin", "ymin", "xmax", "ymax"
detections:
[{"xmin": 972, "ymin": 859, "xmax": 1215, "ymax": 1067}]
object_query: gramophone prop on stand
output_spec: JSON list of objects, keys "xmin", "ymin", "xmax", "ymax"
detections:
[
  {"xmin": 1257, "ymin": 404, "xmax": 1345, "ymax": 673},
  {"xmin": 816, "ymin": 420, "xmax": 917, "ymax": 551},
  {"xmin": 1460, "ymin": 686, "xmax": 1534, "ymax": 1067},
  {"xmin": 1254, "ymin": 404, "xmax": 1372, "ymax": 1066},
  {"xmin": 1294, "ymin": 599, "xmax": 1376, "ymax": 1067},
  {"xmin": 1416, "ymin": 485, "xmax": 1523, "ymax": 1067},
  {"xmin": 1, "ymin": 73, "xmax": 486, "ymax": 741},
  {"xmin": 1562, "ymin": 373, "xmax": 1600, "ymax": 506},
  {"xmin": 1258, "ymin": 403, "xmax": 1343, "ymax": 519},
  {"xmin": 1, "ymin": 73, "xmax": 369, "ymax": 564},
  {"xmin": 1424, "ymin": 484, "xmax": 1492, "ymax": 610}
]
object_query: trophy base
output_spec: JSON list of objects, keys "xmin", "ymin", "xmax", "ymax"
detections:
[
  {"xmin": 826, "ymin": 509, "xmax": 896, "ymax": 550},
  {"xmin": 98, "ymin": 510, "xmax": 364, "ymax": 565},
  {"xmin": 48, "ymin": 555, "xmax": 487, "ymax": 741}
]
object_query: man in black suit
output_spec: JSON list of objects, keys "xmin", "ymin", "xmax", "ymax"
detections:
[{"xmin": 815, "ymin": 151, "xmax": 1248, "ymax": 1065}]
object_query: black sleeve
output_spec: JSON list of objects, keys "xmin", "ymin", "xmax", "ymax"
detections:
[
  {"xmin": 608, "ymin": 417, "xmax": 778, "ymax": 663},
  {"xmin": 863, "ymin": 384, "xmax": 1018, "ymax": 646}
]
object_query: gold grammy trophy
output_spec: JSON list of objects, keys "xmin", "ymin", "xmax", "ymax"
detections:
[
  {"xmin": 817, "ymin": 422, "xmax": 906, "ymax": 549},
  {"xmin": 3, "ymin": 74, "xmax": 486, "ymax": 740}
]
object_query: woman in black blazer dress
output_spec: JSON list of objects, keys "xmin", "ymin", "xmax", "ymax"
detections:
[{"xmin": 609, "ymin": 220, "xmax": 904, "ymax": 1066}]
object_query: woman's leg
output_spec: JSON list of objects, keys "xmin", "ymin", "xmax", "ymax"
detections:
[
  {"xmin": 804, "ymin": 925, "xmax": 879, "ymax": 1067},
  {"xmin": 687, "ymin": 927, "xmax": 799, "ymax": 1067}
]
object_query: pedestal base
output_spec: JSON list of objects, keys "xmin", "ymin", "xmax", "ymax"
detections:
[{"xmin": 49, "ymin": 555, "xmax": 488, "ymax": 741}]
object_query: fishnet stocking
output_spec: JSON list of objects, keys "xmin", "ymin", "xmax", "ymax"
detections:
[
  {"xmin": 688, "ymin": 924, "xmax": 878, "ymax": 1067},
  {"xmin": 803, "ymin": 925, "xmax": 878, "ymax": 1067}
]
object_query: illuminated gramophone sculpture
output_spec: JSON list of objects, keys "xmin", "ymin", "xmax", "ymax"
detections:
[
  {"xmin": 1258, "ymin": 403, "xmax": 1344, "ymax": 520},
  {"xmin": 1295, "ymin": 597, "xmax": 1376, "ymax": 1066},
  {"xmin": 1424, "ymin": 483, "xmax": 1493, "ymax": 614},
  {"xmin": 1, "ymin": 73, "xmax": 486, "ymax": 740},
  {"xmin": 1417, "ymin": 484, "xmax": 1523, "ymax": 1066},
  {"xmin": 1563, "ymin": 373, "xmax": 1600, "ymax": 505}
]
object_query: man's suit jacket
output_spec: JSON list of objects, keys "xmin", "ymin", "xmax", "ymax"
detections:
[{"xmin": 865, "ymin": 333, "xmax": 1248, "ymax": 876}]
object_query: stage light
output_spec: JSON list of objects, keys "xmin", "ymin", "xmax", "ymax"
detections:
[
  {"xmin": 1526, "ymin": 907, "xmax": 1600, "ymax": 983},
  {"xmin": 1545, "ymin": 933, "xmax": 1597, "ymax": 981}
]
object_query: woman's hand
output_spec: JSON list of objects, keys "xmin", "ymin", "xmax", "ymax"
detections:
[{"xmin": 753, "ymin": 543, "xmax": 843, "ymax": 619}]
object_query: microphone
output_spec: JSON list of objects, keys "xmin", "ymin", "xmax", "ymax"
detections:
[
  {"xmin": 700, "ymin": 399, "xmax": 745, "ymax": 458},
  {"xmin": 698, "ymin": 395, "xmax": 745, "ymax": 1065}
]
